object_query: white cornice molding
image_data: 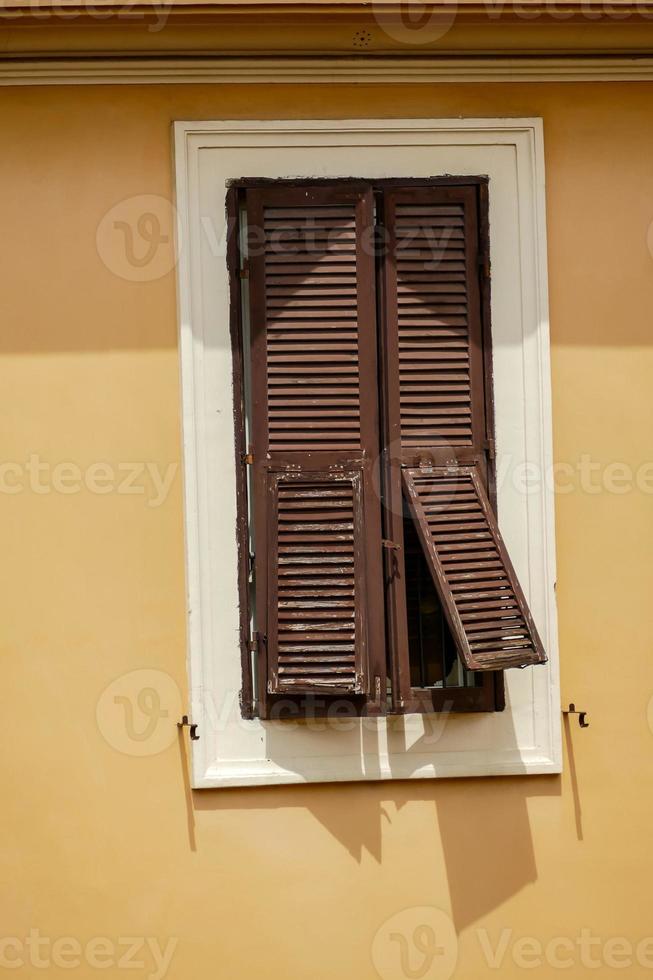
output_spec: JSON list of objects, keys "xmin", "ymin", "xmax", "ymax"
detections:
[{"xmin": 2, "ymin": 54, "xmax": 653, "ymax": 84}]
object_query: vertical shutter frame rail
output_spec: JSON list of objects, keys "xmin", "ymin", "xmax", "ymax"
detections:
[{"xmin": 227, "ymin": 187, "xmax": 256, "ymax": 719}]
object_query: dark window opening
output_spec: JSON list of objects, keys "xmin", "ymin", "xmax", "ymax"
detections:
[{"xmin": 403, "ymin": 507, "xmax": 477, "ymax": 691}]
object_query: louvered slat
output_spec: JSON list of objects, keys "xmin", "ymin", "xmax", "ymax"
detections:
[
  {"xmin": 262, "ymin": 204, "xmax": 362, "ymax": 453},
  {"xmin": 393, "ymin": 200, "xmax": 474, "ymax": 449},
  {"xmin": 267, "ymin": 472, "xmax": 365, "ymax": 693},
  {"xmin": 402, "ymin": 467, "xmax": 547, "ymax": 671}
]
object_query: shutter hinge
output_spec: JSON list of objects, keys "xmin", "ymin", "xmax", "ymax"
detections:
[
  {"xmin": 239, "ymin": 259, "xmax": 250, "ymax": 280},
  {"xmin": 248, "ymin": 630, "xmax": 258, "ymax": 653},
  {"xmin": 241, "ymin": 444, "xmax": 254, "ymax": 466},
  {"xmin": 483, "ymin": 437, "xmax": 496, "ymax": 460},
  {"xmin": 477, "ymin": 248, "xmax": 490, "ymax": 280},
  {"xmin": 563, "ymin": 703, "xmax": 589, "ymax": 729},
  {"xmin": 177, "ymin": 715, "xmax": 199, "ymax": 741}
]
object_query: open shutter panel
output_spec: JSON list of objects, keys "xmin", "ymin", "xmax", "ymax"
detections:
[
  {"xmin": 382, "ymin": 185, "xmax": 547, "ymax": 673},
  {"xmin": 403, "ymin": 467, "xmax": 547, "ymax": 670},
  {"xmin": 247, "ymin": 185, "xmax": 384, "ymax": 701}
]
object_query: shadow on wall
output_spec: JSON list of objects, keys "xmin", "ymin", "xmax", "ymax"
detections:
[
  {"xmin": 190, "ymin": 753, "xmax": 561, "ymax": 934},
  {"xmin": 185, "ymin": 669, "xmax": 564, "ymax": 932},
  {"xmin": 427, "ymin": 774, "xmax": 560, "ymax": 932}
]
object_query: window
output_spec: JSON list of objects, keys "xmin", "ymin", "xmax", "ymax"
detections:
[
  {"xmin": 174, "ymin": 118, "xmax": 560, "ymax": 787},
  {"xmin": 230, "ymin": 179, "xmax": 546, "ymax": 720}
]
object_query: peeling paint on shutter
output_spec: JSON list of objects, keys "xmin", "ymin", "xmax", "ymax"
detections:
[{"xmin": 266, "ymin": 470, "xmax": 366, "ymax": 693}]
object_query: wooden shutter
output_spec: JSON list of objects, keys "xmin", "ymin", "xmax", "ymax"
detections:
[
  {"xmin": 402, "ymin": 467, "xmax": 546, "ymax": 670},
  {"xmin": 381, "ymin": 185, "xmax": 487, "ymax": 468},
  {"xmin": 246, "ymin": 184, "xmax": 384, "ymax": 707},
  {"xmin": 380, "ymin": 184, "xmax": 546, "ymax": 688},
  {"xmin": 267, "ymin": 470, "xmax": 368, "ymax": 692}
]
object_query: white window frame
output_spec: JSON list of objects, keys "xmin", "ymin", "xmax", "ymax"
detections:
[{"xmin": 174, "ymin": 118, "xmax": 561, "ymax": 789}]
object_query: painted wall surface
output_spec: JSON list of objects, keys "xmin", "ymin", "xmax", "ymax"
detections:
[{"xmin": 2, "ymin": 82, "xmax": 653, "ymax": 979}]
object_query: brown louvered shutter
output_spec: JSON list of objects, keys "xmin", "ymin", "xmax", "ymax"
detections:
[
  {"xmin": 380, "ymin": 184, "xmax": 546, "ymax": 691},
  {"xmin": 402, "ymin": 467, "xmax": 546, "ymax": 670},
  {"xmin": 246, "ymin": 184, "xmax": 385, "ymax": 710}
]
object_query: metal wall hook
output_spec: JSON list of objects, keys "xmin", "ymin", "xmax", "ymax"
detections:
[
  {"xmin": 563, "ymin": 703, "xmax": 589, "ymax": 728},
  {"xmin": 177, "ymin": 715, "xmax": 200, "ymax": 740}
]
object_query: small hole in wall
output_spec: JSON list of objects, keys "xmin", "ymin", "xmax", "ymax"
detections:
[{"xmin": 352, "ymin": 30, "xmax": 373, "ymax": 48}]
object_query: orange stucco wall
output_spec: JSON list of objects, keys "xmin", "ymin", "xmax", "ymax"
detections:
[{"xmin": 2, "ymin": 81, "xmax": 653, "ymax": 978}]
